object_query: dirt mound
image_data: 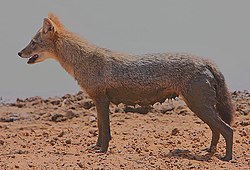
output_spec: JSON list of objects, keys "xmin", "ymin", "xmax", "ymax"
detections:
[{"xmin": 0, "ymin": 91, "xmax": 249, "ymax": 169}]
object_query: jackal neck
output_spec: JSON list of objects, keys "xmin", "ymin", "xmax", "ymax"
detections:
[{"xmin": 55, "ymin": 31, "xmax": 97, "ymax": 76}]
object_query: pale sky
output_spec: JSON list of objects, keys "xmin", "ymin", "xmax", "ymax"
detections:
[{"xmin": 0, "ymin": 1, "xmax": 249, "ymax": 101}]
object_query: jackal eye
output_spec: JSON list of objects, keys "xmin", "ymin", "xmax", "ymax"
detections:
[
  {"xmin": 29, "ymin": 40, "xmax": 38, "ymax": 49},
  {"xmin": 30, "ymin": 40, "xmax": 36, "ymax": 46},
  {"xmin": 33, "ymin": 38, "xmax": 42, "ymax": 45}
]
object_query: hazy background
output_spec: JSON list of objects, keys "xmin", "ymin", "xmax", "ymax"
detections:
[{"xmin": 0, "ymin": 1, "xmax": 249, "ymax": 101}]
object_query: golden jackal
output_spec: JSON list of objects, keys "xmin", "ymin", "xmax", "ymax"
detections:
[{"xmin": 18, "ymin": 13, "xmax": 234, "ymax": 161}]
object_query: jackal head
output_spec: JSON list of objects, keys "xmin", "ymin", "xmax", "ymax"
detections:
[{"xmin": 18, "ymin": 13, "xmax": 62, "ymax": 64}]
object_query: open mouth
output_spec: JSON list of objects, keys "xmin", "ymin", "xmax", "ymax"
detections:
[{"xmin": 27, "ymin": 54, "xmax": 39, "ymax": 64}]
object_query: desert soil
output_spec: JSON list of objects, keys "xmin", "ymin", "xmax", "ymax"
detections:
[{"xmin": 0, "ymin": 91, "xmax": 249, "ymax": 170}]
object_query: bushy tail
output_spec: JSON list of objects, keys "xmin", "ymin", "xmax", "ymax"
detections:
[{"xmin": 205, "ymin": 60, "xmax": 234, "ymax": 125}]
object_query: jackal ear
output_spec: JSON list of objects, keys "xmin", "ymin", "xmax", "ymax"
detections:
[{"xmin": 43, "ymin": 18, "xmax": 56, "ymax": 34}]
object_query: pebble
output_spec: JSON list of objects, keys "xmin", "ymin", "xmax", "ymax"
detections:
[
  {"xmin": 51, "ymin": 113, "xmax": 65, "ymax": 122},
  {"xmin": 171, "ymin": 128, "xmax": 179, "ymax": 136},
  {"xmin": 65, "ymin": 139, "xmax": 72, "ymax": 144},
  {"xmin": 58, "ymin": 131, "xmax": 64, "ymax": 137},
  {"xmin": 0, "ymin": 140, "xmax": 4, "ymax": 145},
  {"xmin": 50, "ymin": 99, "xmax": 61, "ymax": 105},
  {"xmin": 160, "ymin": 105, "xmax": 175, "ymax": 114},
  {"xmin": 89, "ymin": 129, "xmax": 98, "ymax": 136},
  {"xmin": 240, "ymin": 121, "xmax": 250, "ymax": 126},
  {"xmin": 124, "ymin": 106, "xmax": 151, "ymax": 114},
  {"xmin": 77, "ymin": 162, "xmax": 84, "ymax": 168},
  {"xmin": 65, "ymin": 110, "xmax": 78, "ymax": 119},
  {"xmin": 88, "ymin": 116, "xmax": 96, "ymax": 122},
  {"xmin": 0, "ymin": 113, "xmax": 21, "ymax": 122},
  {"xmin": 82, "ymin": 100, "xmax": 95, "ymax": 110}
]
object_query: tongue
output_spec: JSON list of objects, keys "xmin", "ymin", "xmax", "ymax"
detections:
[{"xmin": 27, "ymin": 55, "xmax": 39, "ymax": 64}]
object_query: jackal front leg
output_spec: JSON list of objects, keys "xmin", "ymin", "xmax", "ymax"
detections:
[{"xmin": 93, "ymin": 95, "xmax": 111, "ymax": 153}]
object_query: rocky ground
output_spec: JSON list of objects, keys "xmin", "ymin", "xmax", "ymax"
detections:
[{"xmin": 0, "ymin": 91, "xmax": 249, "ymax": 169}]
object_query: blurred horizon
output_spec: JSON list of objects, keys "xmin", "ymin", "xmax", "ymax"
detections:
[{"xmin": 1, "ymin": 1, "xmax": 249, "ymax": 102}]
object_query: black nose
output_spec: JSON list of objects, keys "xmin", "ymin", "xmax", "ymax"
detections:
[{"xmin": 18, "ymin": 52, "xmax": 22, "ymax": 57}]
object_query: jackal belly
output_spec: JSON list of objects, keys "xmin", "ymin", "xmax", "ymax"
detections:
[{"xmin": 106, "ymin": 87, "xmax": 178, "ymax": 106}]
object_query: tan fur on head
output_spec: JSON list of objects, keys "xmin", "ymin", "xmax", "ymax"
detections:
[{"xmin": 47, "ymin": 13, "xmax": 64, "ymax": 30}]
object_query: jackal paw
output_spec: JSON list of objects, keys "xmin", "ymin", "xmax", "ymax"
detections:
[
  {"xmin": 221, "ymin": 155, "xmax": 232, "ymax": 161},
  {"xmin": 202, "ymin": 146, "xmax": 216, "ymax": 154},
  {"xmin": 95, "ymin": 149, "xmax": 107, "ymax": 154},
  {"xmin": 89, "ymin": 145, "xmax": 101, "ymax": 150}
]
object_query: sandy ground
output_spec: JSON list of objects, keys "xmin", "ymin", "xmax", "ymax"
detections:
[{"xmin": 0, "ymin": 91, "xmax": 249, "ymax": 170}]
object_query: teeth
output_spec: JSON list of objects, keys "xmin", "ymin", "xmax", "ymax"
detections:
[{"xmin": 27, "ymin": 54, "xmax": 39, "ymax": 64}]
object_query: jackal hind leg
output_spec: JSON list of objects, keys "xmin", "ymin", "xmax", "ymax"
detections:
[
  {"xmin": 201, "ymin": 111, "xmax": 233, "ymax": 161},
  {"xmin": 189, "ymin": 105, "xmax": 232, "ymax": 161},
  {"xmin": 206, "ymin": 129, "xmax": 220, "ymax": 153},
  {"xmin": 217, "ymin": 119, "xmax": 233, "ymax": 161},
  {"xmin": 190, "ymin": 105, "xmax": 222, "ymax": 157},
  {"xmin": 183, "ymin": 78, "xmax": 233, "ymax": 161},
  {"xmin": 94, "ymin": 95, "xmax": 111, "ymax": 153}
]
